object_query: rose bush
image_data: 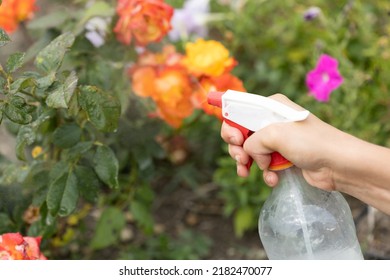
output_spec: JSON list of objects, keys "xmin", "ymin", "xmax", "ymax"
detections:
[{"xmin": 0, "ymin": 0, "xmax": 242, "ymax": 259}]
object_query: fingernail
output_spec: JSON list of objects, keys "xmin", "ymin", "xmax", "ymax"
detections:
[
  {"xmin": 265, "ymin": 173, "xmax": 272, "ymax": 185},
  {"xmin": 235, "ymin": 155, "xmax": 241, "ymax": 164}
]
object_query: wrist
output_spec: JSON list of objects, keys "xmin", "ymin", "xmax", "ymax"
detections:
[{"xmin": 331, "ymin": 134, "xmax": 390, "ymax": 214}]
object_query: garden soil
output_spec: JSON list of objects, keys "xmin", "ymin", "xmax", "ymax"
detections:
[{"xmin": 152, "ymin": 182, "xmax": 390, "ymax": 260}]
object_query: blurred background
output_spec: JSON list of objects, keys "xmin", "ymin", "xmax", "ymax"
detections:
[{"xmin": 1, "ymin": 0, "xmax": 390, "ymax": 259}]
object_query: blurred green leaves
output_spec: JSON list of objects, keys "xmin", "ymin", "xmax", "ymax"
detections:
[
  {"xmin": 78, "ymin": 85, "xmax": 121, "ymax": 133},
  {"xmin": 90, "ymin": 207, "xmax": 126, "ymax": 250},
  {"xmin": 6, "ymin": 52, "xmax": 25, "ymax": 73},
  {"xmin": 93, "ymin": 145, "xmax": 119, "ymax": 189},
  {"xmin": 0, "ymin": 28, "xmax": 10, "ymax": 47},
  {"xmin": 35, "ymin": 32, "xmax": 75, "ymax": 74},
  {"xmin": 47, "ymin": 162, "xmax": 78, "ymax": 217},
  {"xmin": 1, "ymin": 30, "xmax": 122, "ymax": 228}
]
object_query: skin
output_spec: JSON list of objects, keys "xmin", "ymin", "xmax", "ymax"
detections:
[{"xmin": 221, "ymin": 94, "xmax": 390, "ymax": 215}]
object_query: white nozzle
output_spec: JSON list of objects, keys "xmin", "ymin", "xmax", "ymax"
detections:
[{"xmin": 221, "ymin": 90, "xmax": 310, "ymax": 131}]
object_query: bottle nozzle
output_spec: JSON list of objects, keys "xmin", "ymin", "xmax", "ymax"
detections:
[{"xmin": 207, "ymin": 91, "xmax": 224, "ymax": 108}]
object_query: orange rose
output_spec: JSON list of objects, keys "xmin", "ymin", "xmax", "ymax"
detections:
[
  {"xmin": 193, "ymin": 73, "xmax": 246, "ymax": 119},
  {"xmin": 0, "ymin": 0, "xmax": 37, "ymax": 33},
  {"xmin": 0, "ymin": 232, "xmax": 47, "ymax": 260},
  {"xmin": 130, "ymin": 46, "xmax": 196, "ymax": 127},
  {"xmin": 131, "ymin": 58, "xmax": 194, "ymax": 128},
  {"xmin": 135, "ymin": 45, "xmax": 183, "ymax": 67},
  {"xmin": 114, "ymin": 0, "xmax": 173, "ymax": 46}
]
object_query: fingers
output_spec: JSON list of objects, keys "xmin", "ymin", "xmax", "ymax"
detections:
[
  {"xmin": 243, "ymin": 124, "xmax": 276, "ymax": 169},
  {"xmin": 221, "ymin": 121, "xmax": 244, "ymax": 145},
  {"xmin": 228, "ymin": 144, "xmax": 250, "ymax": 165},
  {"xmin": 237, "ymin": 163, "xmax": 250, "ymax": 177},
  {"xmin": 222, "ymin": 121, "xmax": 251, "ymax": 177},
  {"xmin": 263, "ymin": 170, "xmax": 279, "ymax": 187}
]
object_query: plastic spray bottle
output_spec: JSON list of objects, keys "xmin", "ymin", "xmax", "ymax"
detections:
[{"xmin": 207, "ymin": 90, "xmax": 363, "ymax": 260}]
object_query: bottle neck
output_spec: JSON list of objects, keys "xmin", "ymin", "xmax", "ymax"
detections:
[{"xmin": 269, "ymin": 152, "xmax": 293, "ymax": 171}]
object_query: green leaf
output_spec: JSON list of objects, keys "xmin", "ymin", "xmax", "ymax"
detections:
[
  {"xmin": 46, "ymin": 163, "xmax": 79, "ymax": 217},
  {"xmin": 93, "ymin": 145, "xmax": 119, "ymax": 189},
  {"xmin": 78, "ymin": 85, "xmax": 121, "ymax": 132},
  {"xmin": 131, "ymin": 201, "xmax": 154, "ymax": 234},
  {"xmin": 74, "ymin": 166, "xmax": 100, "ymax": 203},
  {"xmin": 34, "ymin": 32, "xmax": 75, "ymax": 74},
  {"xmin": 6, "ymin": 52, "xmax": 25, "ymax": 73},
  {"xmin": 90, "ymin": 207, "xmax": 126, "ymax": 250},
  {"xmin": 3, "ymin": 95, "xmax": 34, "ymax": 124},
  {"xmin": 83, "ymin": 1, "xmax": 115, "ymax": 20},
  {"xmin": 28, "ymin": 11, "xmax": 69, "ymax": 29},
  {"xmin": 62, "ymin": 141, "xmax": 93, "ymax": 161},
  {"xmin": 63, "ymin": 71, "xmax": 78, "ymax": 103},
  {"xmin": 45, "ymin": 72, "xmax": 78, "ymax": 108},
  {"xmin": 15, "ymin": 111, "xmax": 52, "ymax": 160},
  {"xmin": 233, "ymin": 207, "xmax": 256, "ymax": 238},
  {"xmin": 45, "ymin": 83, "xmax": 67, "ymax": 108},
  {"xmin": 36, "ymin": 72, "xmax": 56, "ymax": 89},
  {"xmin": 10, "ymin": 76, "xmax": 37, "ymax": 94},
  {"xmin": 0, "ymin": 162, "xmax": 30, "ymax": 185},
  {"xmin": 0, "ymin": 29, "xmax": 10, "ymax": 47},
  {"xmin": 15, "ymin": 126, "xmax": 34, "ymax": 160},
  {"xmin": 0, "ymin": 213, "xmax": 14, "ymax": 233},
  {"xmin": 52, "ymin": 123, "xmax": 82, "ymax": 148},
  {"xmin": 29, "ymin": 165, "xmax": 51, "ymax": 207}
]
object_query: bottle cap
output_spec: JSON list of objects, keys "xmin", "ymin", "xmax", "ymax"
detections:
[
  {"xmin": 269, "ymin": 152, "xmax": 293, "ymax": 171},
  {"xmin": 207, "ymin": 91, "xmax": 224, "ymax": 108}
]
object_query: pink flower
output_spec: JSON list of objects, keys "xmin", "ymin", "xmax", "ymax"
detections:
[{"xmin": 306, "ymin": 54, "xmax": 343, "ymax": 102}]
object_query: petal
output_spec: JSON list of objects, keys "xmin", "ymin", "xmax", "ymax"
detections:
[
  {"xmin": 316, "ymin": 54, "xmax": 339, "ymax": 72},
  {"xmin": 1, "ymin": 233, "xmax": 24, "ymax": 246},
  {"xmin": 23, "ymin": 237, "xmax": 42, "ymax": 260},
  {"xmin": 309, "ymin": 83, "xmax": 332, "ymax": 102}
]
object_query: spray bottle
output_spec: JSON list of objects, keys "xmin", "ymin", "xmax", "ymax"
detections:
[{"xmin": 207, "ymin": 89, "xmax": 363, "ymax": 260}]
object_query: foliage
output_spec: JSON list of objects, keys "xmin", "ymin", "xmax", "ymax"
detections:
[{"xmin": 119, "ymin": 230, "xmax": 212, "ymax": 260}]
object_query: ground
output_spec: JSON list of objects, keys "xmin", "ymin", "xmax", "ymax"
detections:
[
  {"xmin": 153, "ymin": 181, "xmax": 390, "ymax": 260},
  {"xmin": 153, "ymin": 183, "xmax": 267, "ymax": 259}
]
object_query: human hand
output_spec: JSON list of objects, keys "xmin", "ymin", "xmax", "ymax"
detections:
[{"xmin": 221, "ymin": 94, "xmax": 344, "ymax": 191}]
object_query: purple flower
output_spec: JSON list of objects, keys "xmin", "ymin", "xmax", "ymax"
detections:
[
  {"xmin": 306, "ymin": 54, "xmax": 343, "ymax": 102},
  {"xmin": 303, "ymin": 6, "xmax": 321, "ymax": 21},
  {"xmin": 168, "ymin": 0, "xmax": 210, "ymax": 42}
]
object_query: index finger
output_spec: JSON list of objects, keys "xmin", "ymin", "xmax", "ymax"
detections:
[{"xmin": 221, "ymin": 121, "xmax": 244, "ymax": 146}]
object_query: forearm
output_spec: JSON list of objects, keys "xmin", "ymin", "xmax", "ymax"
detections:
[{"xmin": 332, "ymin": 134, "xmax": 390, "ymax": 215}]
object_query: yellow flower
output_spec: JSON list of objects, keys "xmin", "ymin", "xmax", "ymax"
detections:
[
  {"xmin": 182, "ymin": 39, "xmax": 237, "ymax": 77},
  {"xmin": 31, "ymin": 146, "xmax": 43, "ymax": 158}
]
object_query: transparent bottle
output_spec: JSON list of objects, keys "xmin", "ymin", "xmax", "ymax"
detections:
[{"xmin": 258, "ymin": 159, "xmax": 364, "ymax": 260}]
